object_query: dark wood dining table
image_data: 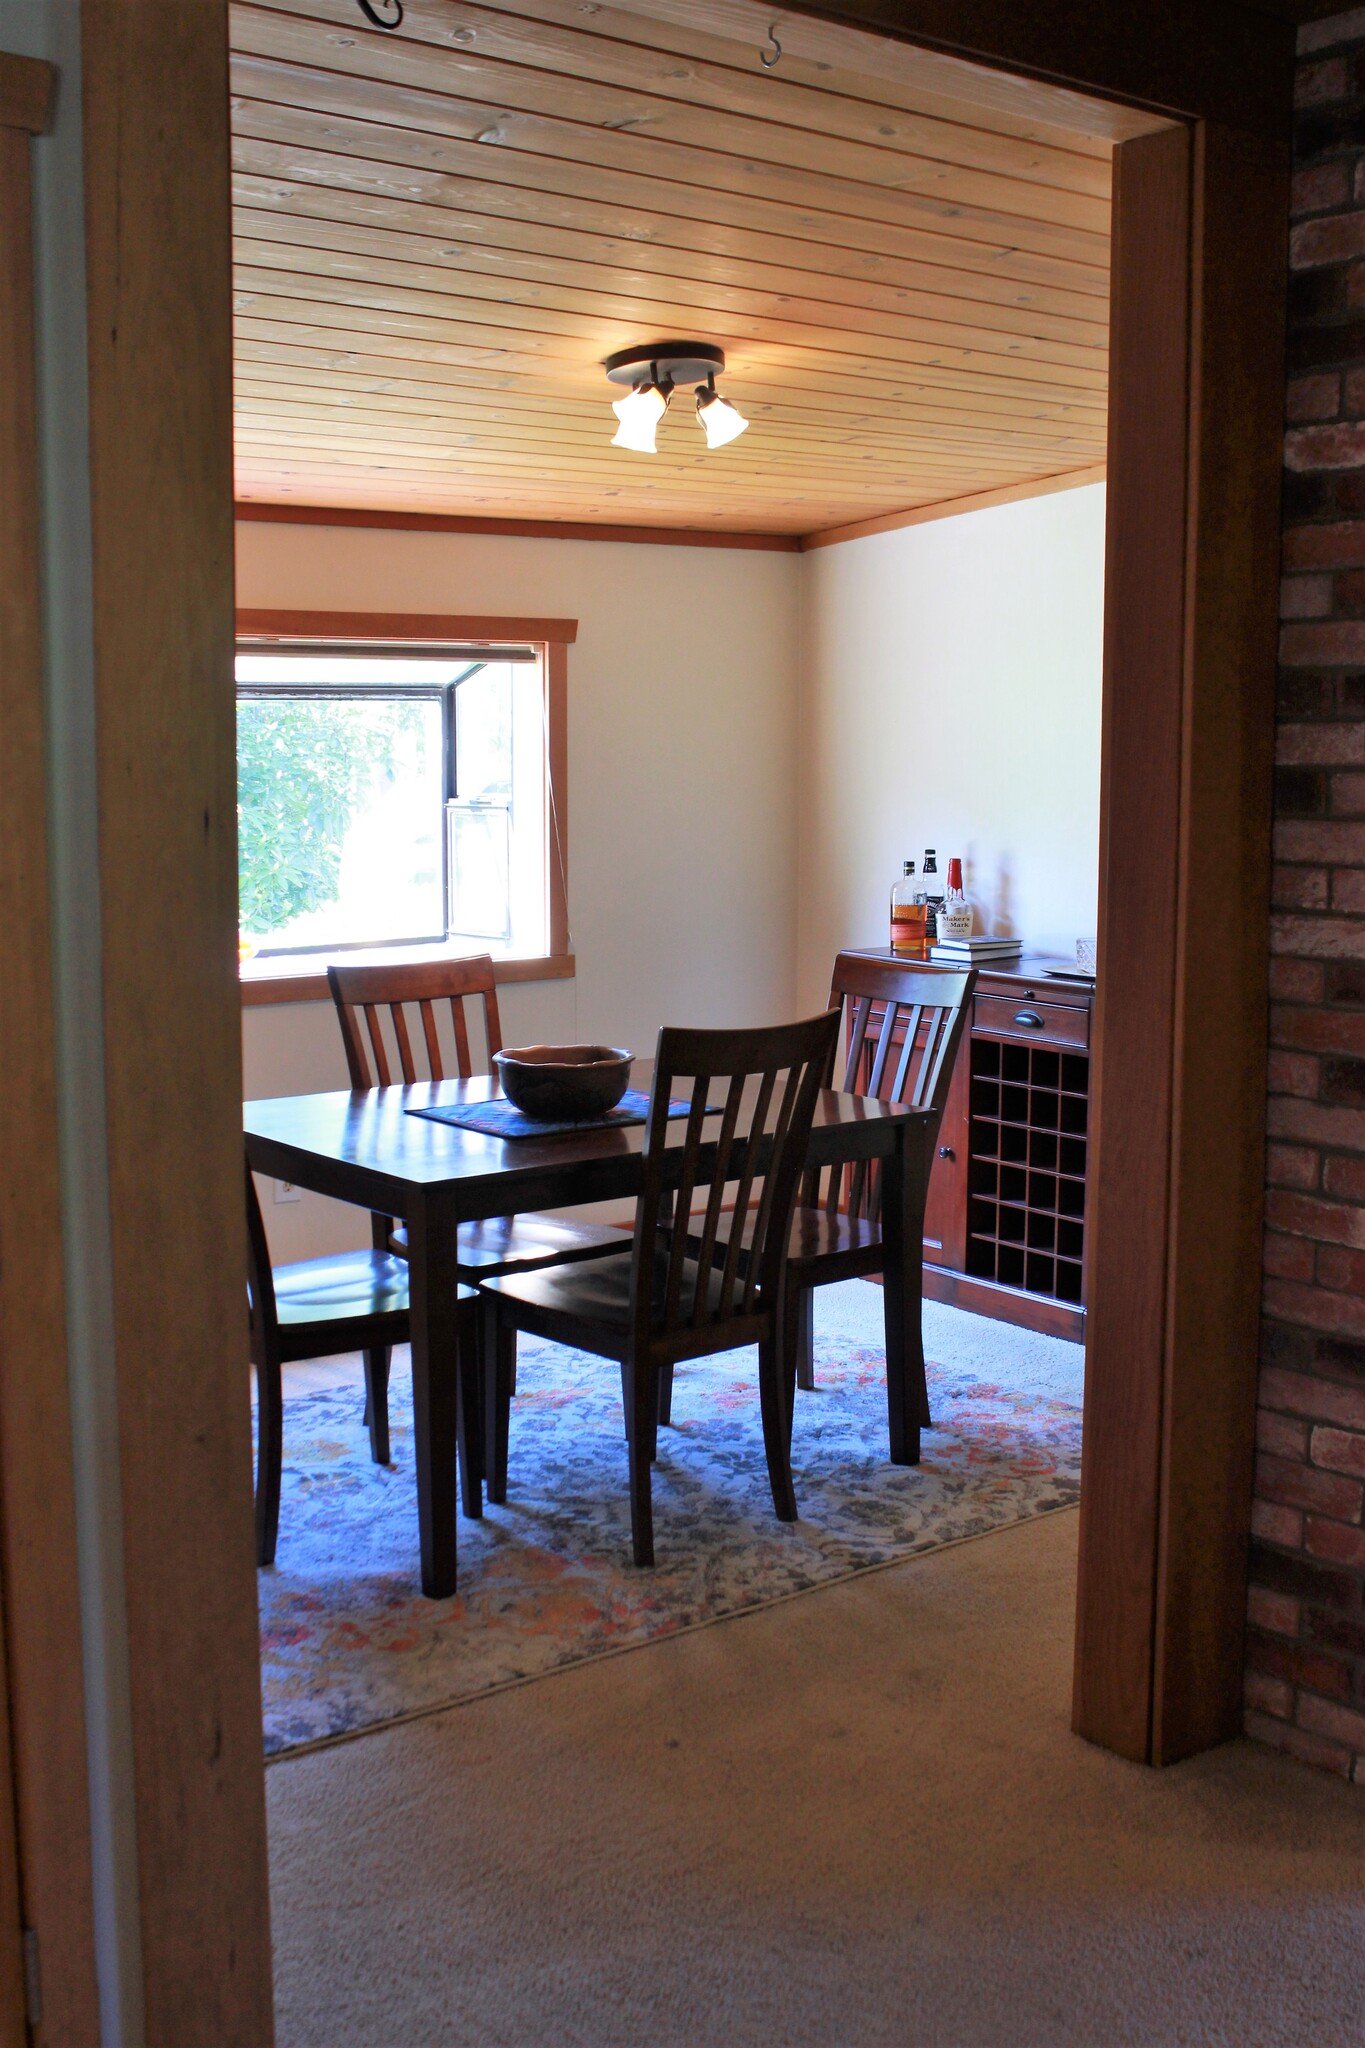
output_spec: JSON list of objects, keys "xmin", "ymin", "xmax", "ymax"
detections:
[{"xmin": 244, "ymin": 1066, "xmax": 937, "ymax": 1597}]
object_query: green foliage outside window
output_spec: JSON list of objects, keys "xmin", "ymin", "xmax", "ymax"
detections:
[{"xmin": 236, "ymin": 699, "xmax": 422, "ymax": 938}]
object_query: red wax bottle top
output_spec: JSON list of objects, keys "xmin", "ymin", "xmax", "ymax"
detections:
[{"xmin": 947, "ymin": 856, "xmax": 964, "ymax": 890}]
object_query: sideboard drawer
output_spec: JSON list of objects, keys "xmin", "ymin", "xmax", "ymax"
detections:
[{"xmin": 974, "ymin": 993, "xmax": 1090, "ymax": 1050}]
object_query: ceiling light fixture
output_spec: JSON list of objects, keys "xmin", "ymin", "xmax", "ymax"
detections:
[
  {"xmin": 695, "ymin": 375, "xmax": 749, "ymax": 449},
  {"xmin": 603, "ymin": 343, "xmax": 748, "ymax": 455},
  {"xmin": 611, "ymin": 377, "xmax": 671, "ymax": 454}
]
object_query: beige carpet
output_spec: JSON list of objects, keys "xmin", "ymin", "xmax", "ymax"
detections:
[{"xmin": 266, "ymin": 1510, "xmax": 1365, "ymax": 2047}]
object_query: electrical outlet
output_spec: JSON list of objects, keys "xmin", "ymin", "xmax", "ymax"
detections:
[{"xmin": 273, "ymin": 1179, "xmax": 302, "ymax": 1204}]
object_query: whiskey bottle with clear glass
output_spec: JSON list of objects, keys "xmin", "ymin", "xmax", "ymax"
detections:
[{"xmin": 891, "ymin": 861, "xmax": 928, "ymax": 958}]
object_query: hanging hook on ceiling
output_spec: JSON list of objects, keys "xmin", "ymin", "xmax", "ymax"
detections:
[
  {"xmin": 356, "ymin": 0, "xmax": 404, "ymax": 27},
  {"xmin": 759, "ymin": 21, "xmax": 783, "ymax": 68}
]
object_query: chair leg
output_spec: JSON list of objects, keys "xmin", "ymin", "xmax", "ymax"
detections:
[
  {"xmin": 758, "ymin": 1332, "xmax": 798, "ymax": 1523},
  {"xmin": 482, "ymin": 1297, "xmax": 514, "ymax": 1506},
  {"xmin": 646, "ymin": 1367, "xmax": 659, "ymax": 1463},
  {"xmin": 655, "ymin": 1192, "xmax": 677, "ymax": 1441},
  {"xmin": 624, "ymin": 1346, "xmax": 656, "ymax": 1567},
  {"xmin": 781, "ymin": 1280, "xmax": 806, "ymax": 1452},
  {"xmin": 254, "ymin": 1351, "xmax": 284, "ymax": 1569},
  {"xmin": 362, "ymin": 1345, "xmax": 391, "ymax": 1464},
  {"xmin": 794, "ymin": 1286, "xmax": 816, "ymax": 1392},
  {"xmin": 456, "ymin": 1302, "xmax": 484, "ymax": 1520},
  {"xmin": 621, "ymin": 1360, "xmax": 659, "ymax": 1460}
]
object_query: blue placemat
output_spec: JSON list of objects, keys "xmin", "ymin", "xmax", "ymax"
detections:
[{"xmin": 406, "ymin": 1088, "xmax": 704, "ymax": 1141}]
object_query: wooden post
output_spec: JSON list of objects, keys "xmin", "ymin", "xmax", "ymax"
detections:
[
  {"xmin": 1073, "ymin": 123, "xmax": 1193, "ymax": 1763},
  {"xmin": 80, "ymin": 2, "xmax": 275, "ymax": 2034},
  {"xmin": 1153, "ymin": 119, "xmax": 1286, "ymax": 1763},
  {"xmin": 1074, "ymin": 118, "xmax": 1288, "ymax": 1764}
]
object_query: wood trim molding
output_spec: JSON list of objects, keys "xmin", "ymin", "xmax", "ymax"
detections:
[
  {"xmin": 237, "ymin": 612, "xmax": 574, "ymax": 983},
  {"xmin": 0, "ymin": 81, "xmax": 98, "ymax": 2039},
  {"xmin": 798, "ymin": 466, "xmax": 1108, "ymax": 550},
  {"xmin": 776, "ymin": 0, "xmax": 1294, "ymax": 137},
  {"xmin": 234, "ymin": 485, "xmax": 1112, "ymax": 559},
  {"xmin": 1072, "ymin": 116, "xmax": 1288, "ymax": 1767},
  {"xmin": 237, "ymin": 607, "xmax": 579, "ymax": 646},
  {"xmin": 546, "ymin": 641, "xmax": 570, "ymax": 963},
  {"xmin": 82, "ymin": 2, "xmax": 275, "ymax": 2035},
  {"xmin": 235, "ymin": 502, "xmax": 801, "ymax": 553},
  {"xmin": 0, "ymin": 50, "xmax": 53, "ymax": 133},
  {"xmin": 0, "ymin": 1592, "xmax": 26, "ymax": 2044},
  {"xmin": 241, "ymin": 954, "xmax": 576, "ymax": 1006},
  {"xmin": 922, "ymin": 1264, "xmax": 1086, "ymax": 1343},
  {"xmin": 1074, "ymin": 124, "xmax": 1192, "ymax": 1766},
  {"xmin": 1153, "ymin": 117, "xmax": 1285, "ymax": 1764}
]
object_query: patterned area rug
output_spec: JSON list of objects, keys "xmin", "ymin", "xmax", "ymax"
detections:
[{"xmin": 259, "ymin": 1283, "xmax": 1084, "ymax": 1759}]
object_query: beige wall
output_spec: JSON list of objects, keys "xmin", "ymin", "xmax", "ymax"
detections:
[
  {"xmin": 795, "ymin": 483, "xmax": 1107, "ymax": 1009},
  {"xmin": 236, "ymin": 521, "xmax": 801, "ymax": 1257},
  {"xmin": 239, "ymin": 490, "xmax": 1104, "ymax": 1259}
]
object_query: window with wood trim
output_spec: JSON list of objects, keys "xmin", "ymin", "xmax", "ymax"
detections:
[{"xmin": 235, "ymin": 620, "xmax": 569, "ymax": 978}]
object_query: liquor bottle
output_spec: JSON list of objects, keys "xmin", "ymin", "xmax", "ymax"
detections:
[
  {"xmin": 921, "ymin": 848, "xmax": 943, "ymax": 945},
  {"xmin": 941, "ymin": 856, "xmax": 973, "ymax": 939},
  {"xmin": 890, "ymin": 861, "xmax": 928, "ymax": 958}
]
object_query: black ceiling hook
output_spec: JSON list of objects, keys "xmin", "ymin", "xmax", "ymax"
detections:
[
  {"xmin": 357, "ymin": 0, "xmax": 403, "ymax": 27},
  {"xmin": 760, "ymin": 21, "xmax": 783, "ymax": 68}
]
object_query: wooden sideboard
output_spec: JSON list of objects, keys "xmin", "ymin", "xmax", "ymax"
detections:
[{"xmin": 843, "ymin": 947, "xmax": 1093, "ymax": 1341}]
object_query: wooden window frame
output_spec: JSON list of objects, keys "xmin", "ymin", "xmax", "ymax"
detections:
[{"xmin": 234, "ymin": 610, "xmax": 576, "ymax": 1005}]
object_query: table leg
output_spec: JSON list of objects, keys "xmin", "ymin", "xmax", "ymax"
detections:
[
  {"xmin": 880, "ymin": 1128, "xmax": 931, "ymax": 1465},
  {"xmin": 406, "ymin": 1194, "xmax": 463, "ymax": 1598}
]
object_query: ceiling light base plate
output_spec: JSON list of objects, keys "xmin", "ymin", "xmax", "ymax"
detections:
[{"xmin": 603, "ymin": 342, "xmax": 725, "ymax": 389}]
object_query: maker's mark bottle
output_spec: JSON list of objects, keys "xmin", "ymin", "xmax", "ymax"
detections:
[{"xmin": 941, "ymin": 856, "xmax": 973, "ymax": 940}]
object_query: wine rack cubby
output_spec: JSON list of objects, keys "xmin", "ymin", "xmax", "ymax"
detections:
[{"xmin": 964, "ymin": 1037, "xmax": 1089, "ymax": 1306}]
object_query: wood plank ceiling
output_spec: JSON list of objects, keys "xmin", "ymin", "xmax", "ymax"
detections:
[{"xmin": 229, "ymin": 0, "xmax": 1155, "ymax": 537}]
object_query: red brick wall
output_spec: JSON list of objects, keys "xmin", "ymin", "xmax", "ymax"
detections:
[{"xmin": 1246, "ymin": 14, "xmax": 1365, "ymax": 1784}]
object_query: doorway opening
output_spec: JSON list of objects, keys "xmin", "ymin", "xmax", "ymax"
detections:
[
  {"xmin": 12, "ymin": 0, "xmax": 1287, "ymax": 2030},
  {"xmin": 231, "ymin": 0, "xmax": 1133, "ymax": 1769}
]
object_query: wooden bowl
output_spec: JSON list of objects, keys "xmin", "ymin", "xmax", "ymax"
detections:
[{"xmin": 492, "ymin": 1044, "xmax": 633, "ymax": 1121}]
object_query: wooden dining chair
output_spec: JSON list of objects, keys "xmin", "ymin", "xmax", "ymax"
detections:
[
  {"xmin": 329, "ymin": 954, "xmax": 626, "ymax": 1454},
  {"xmin": 478, "ymin": 1010, "xmax": 841, "ymax": 1567},
  {"xmin": 327, "ymin": 955, "xmax": 625, "ymax": 1280},
  {"xmin": 748, "ymin": 954, "xmax": 975, "ymax": 1412},
  {"xmin": 246, "ymin": 1160, "xmax": 478, "ymax": 1566}
]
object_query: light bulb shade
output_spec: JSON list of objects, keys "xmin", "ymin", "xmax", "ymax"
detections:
[
  {"xmin": 610, "ymin": 382, "xmax": 668, "ymax": 453},
  {"xmin": 696, "ymin": 388, "xmax": 748, "ymax": 449}
]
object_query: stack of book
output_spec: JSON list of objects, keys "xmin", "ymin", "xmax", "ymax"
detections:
[{"xmin": 929, "ymin": 933, "xmax": 1023, "ymax": 966}]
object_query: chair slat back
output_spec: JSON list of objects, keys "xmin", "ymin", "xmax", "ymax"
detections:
[
  {"xmin": 327, "ymin": 955, "xmax": 504, "ymax": 1087},
  {"xmin": 245, "ymin": 1160, "xmax": 280, "ymax": 1359},
  {"xmin": 804, "ymin": 956, "xmax": 976, "ymax": 1225},
  {"xmin": 631, "ymin": 1011, "xmax": 840, "ymax": 1345}
]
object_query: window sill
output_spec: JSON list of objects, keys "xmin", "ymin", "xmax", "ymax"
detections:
[{"xmin": 240, "ymin": 945, "xmax": 575, "ymax": 1007}]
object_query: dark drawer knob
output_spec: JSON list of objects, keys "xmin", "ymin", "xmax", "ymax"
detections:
[
  {"xmin": 1014, "ymin": 1008, "xmax": 1044, "ymax": 1028},
  {"xmin": 939, "ymin": 1144, "xmax": 955, "ymax": 1160}
]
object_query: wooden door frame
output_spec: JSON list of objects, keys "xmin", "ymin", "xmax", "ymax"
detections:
[
  {"xmin": 44, "ymin": 0, "xmax": 1293, "ymax": 2033},
  {"xmin": 79, "ymin": 2, "xmax": 274, "ymax": 2040},
  {"xmin": 1073, "ymin": 119, "xmax": 1288, "ymax": 1764},
  {"xmin": 0, "ymin": 47, "xmax": 100, "ymax": 2044}
]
